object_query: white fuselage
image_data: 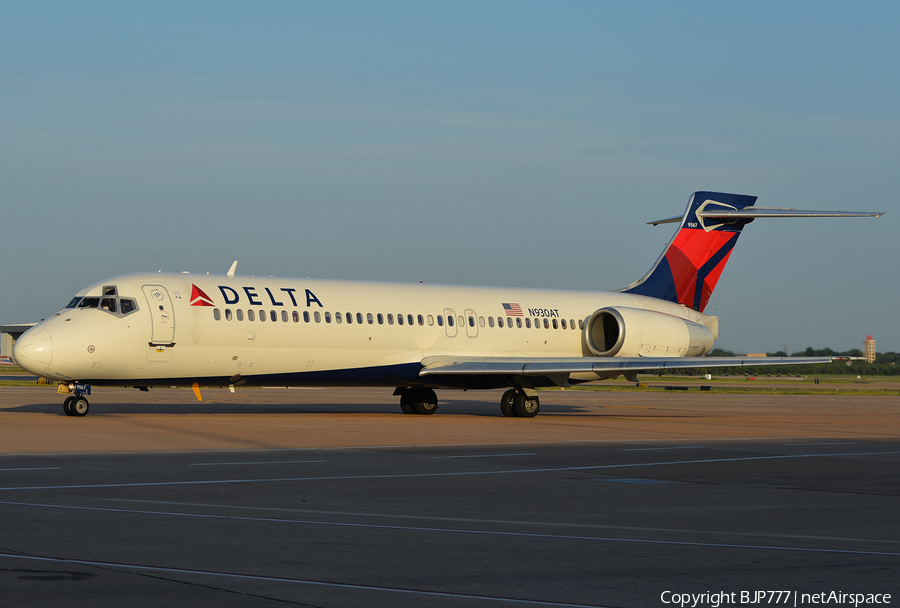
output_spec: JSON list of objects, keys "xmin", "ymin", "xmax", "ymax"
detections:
[{"xmin": 15, "ymin": 271, "xmax": 717, "ymax": 389}]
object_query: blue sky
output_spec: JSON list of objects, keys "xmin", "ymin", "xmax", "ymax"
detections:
[{"xmin": 2, "ymin": 1, "xmax": 897, "ymax": 353}]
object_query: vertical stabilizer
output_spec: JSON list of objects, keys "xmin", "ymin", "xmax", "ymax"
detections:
[{"xmin": 620, "ymin": 191, "xmax": 757, "ymax": 312}]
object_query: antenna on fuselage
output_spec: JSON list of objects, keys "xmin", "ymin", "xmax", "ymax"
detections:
[{"xmin": 227, "ymin": 261, "xmax": 238, "ymax": 279}]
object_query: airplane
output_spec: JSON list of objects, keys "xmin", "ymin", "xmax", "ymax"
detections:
[{"xmin": 12, "ymin": 191, "xmax": 883, "ymax": 418}]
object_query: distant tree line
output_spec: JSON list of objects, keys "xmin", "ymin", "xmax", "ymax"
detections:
[{"xmin": 660, "ymin": 348, "xmax": 900, "ymax": 376}]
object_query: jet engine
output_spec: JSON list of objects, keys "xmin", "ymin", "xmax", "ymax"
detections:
[{"xmin": 584, "ymin": 307, "xmax": 714, "ymax": 358}]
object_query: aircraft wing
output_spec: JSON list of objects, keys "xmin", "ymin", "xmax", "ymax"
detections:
[{"xmin": 419, "ymin": 355, "xmax": 837, "ymax": 378}]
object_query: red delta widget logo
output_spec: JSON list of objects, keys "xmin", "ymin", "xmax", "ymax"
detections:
[{"xmin": 190, "ymin": 285, "xmax": 216, "ymax": 307}]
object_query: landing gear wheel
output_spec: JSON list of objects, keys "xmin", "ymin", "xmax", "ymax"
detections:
[
  {"xmin": 63, "ymin": 396, "xmax": 76, "ymax": 416},
  {"xmin": 500, "ymin": 390, "xmax": 516, "ymax": 417},
  {"xmin": 411, "ymin": 388, "xmax": 438, "ymax": 415},
  {"xmin": 513, "ymin": 392, "xmax": 539, "ymax": 418},
  {"xmin": 70, "ymin": 397, "xmax": 89, "ymax": 417},
  {"xmin": 399, "ymin": 393, "xmax": 415, "ymax": 415}
]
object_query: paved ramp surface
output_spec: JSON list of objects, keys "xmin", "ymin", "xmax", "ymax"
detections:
[{"xmin": 1, "ymin": 387, "xmax": 897, "ymax": 607}]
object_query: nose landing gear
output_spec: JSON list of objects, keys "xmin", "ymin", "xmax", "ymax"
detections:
[
  {"xmin": 63, "ymin": 395, "xmax": 90, "ymax": 417},
  {"xmin": 60, "ymin": 382, "xmax": 91, "ymax": 417}
]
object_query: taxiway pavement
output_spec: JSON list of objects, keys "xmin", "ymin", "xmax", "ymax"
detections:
[{"xmin": 0, "ymin": 386, "xmax": 897, "ymax": 607}]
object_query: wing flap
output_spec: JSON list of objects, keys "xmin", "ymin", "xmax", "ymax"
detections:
[{"xmin": 419, "ymin": 355, "xmax": 836, "ymax": 377}]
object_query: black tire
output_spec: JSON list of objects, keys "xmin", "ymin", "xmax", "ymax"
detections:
[
  {"xmin": 71, "ymin": 397, "xmax": 89, "ymax": 417},
  {"xmin": 399, "ymin": 392, "xmax": 415, "ymax": 415},
  {"xmin": 513, "ymin": 392, "xmax": 539, "ymax": 418},
  {"xmin": 500, "ymin": 389, "xmax": 516, "ymax": 417},
  {"xmin": 63, "ymin": 396, "xmax": 75, "ymax": 416}
]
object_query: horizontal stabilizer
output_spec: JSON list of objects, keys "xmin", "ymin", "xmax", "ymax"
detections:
[
  {"xmin": 650, "ymin": 207, "xmax": 884, "ymax": 225},
  {"xmin": 698, "ymin": 207, "xmax": 884, "ymax": 220},
  {"xmin": 419, "ymin": 355, "xmax": 837, "ymax": 377}
]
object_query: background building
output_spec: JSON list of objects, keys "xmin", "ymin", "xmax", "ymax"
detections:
[{"xmin": 865, "ymin": 335, "xmax": 876, "ymax": 363}]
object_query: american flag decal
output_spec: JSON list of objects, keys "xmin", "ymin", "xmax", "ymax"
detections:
[{"xmin": 502, "ymin": 303, "xmax": 523, "ymax": 316}]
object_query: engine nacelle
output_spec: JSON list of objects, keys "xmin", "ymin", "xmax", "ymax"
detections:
[{"xmin": 584, "ymin": 307, "xmax": 714, "ymax": 358}]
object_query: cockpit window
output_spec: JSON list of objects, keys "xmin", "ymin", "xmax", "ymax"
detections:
[
  {"xmin": 103, "ymin": 286, "xmax": 118, "ymax": 296},
  {"xmin": 69, "ymin": 294, "xmax": 138, "ymax": 316},
  {"xmin": 120, "ymin": 299, "xmax": 137, "ymax": 315}
]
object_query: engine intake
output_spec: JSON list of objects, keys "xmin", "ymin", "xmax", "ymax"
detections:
[{"xmin": 584, "ymin": 307, "xmax": 714, "ymax": 358}]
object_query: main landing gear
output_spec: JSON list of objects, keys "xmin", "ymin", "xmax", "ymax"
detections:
[
  {"xmin": 63, "ymin": 395, "xmax": 89, "ymax": 417},
  {"xmin": 395, "ymin": 387, "xmax": 439, "ymax": 415},
  {"xmin": 500, "ymin": 389, "xmax": 540, "ymax": 418},
  {"xmin": 395, "ymin": 387, "xmax": 540, "ymax": 417}
]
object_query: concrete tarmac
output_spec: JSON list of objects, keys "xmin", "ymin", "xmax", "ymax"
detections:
[{"xmin": 0, "ymin": 386, "xmax": 897, "ymax": 607}]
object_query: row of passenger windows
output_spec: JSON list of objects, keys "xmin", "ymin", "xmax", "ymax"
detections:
[{"xmin": 212, "ymin": 308, "xmax": 585, "ymax": 331}]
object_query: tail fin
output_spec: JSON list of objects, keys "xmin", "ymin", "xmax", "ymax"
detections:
[{"xmin": 620, "ymin": 191, "xmax": 757, "ymax": 312}]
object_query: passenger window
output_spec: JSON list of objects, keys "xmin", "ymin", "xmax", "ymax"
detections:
[
  {"xmin": 579, "ymin": 320, "xmax": 584, "ymax": 330},
  {"xmin": 387, "ymin": 313, "xmax": 394, "ymax": 325},
  {"xmin": 225, "ymin": 309, "xmax": 233, "ymax": 321},
  {"xmin": 571, "ymin": 319, "xmax": 576, "ymax": 330},
  {"xmin": 237, "ymin": 309, "xmax": 244, "ymax": 321},
  {"xmin": 447, "ymin": 316, "xmax": 454, "ymax": 327},
  {"xmin": 120, "ymin": 299, "xmax": 137, "ymax": 315},
  {"xmin": 561, "ymin": 319, "xmax": 566, "ymax": 329},
  {"xmin": 357, "ymin": 313, "xmax": 363, "ymax": 324},
  {"xmin": 270, "ymin": 310, "xmax": 277, "ymax": 322},
  {"xmin": 408, "ymin": 314, "xmax": 415, "ymax": 326},
  {"xmin": 304, "ymin": 311, "xmax": 310, "ymax": 322},
  {"xmin": 479, "ymin": 316, "xmax": 485, "ymax": 327},
  {"xmin": 346, "ymin": 312, "xmax": 353, "ymax": 324},
  {"xmin": 315, "ymin": 311, "xmax": 321, "ymax": 323},
  {"xmin": 417, "ymin": 314, "xmax": 424, "ymax": 326},
  {"xmin": 280, "ymin": 310, "xmax": 287, "ymax": 322},
  {"xmin": 336, "ymin": 312, "xmax": 342, "ymax": 323},
  {"xmin": 458, "ymin": 316, "xmax": 464, "ymax": 327},
  {"xmin": 293, "ymin": 311, "xmax": 299, "ymax": 322},
  {"xmin": 427, "ymin": 315, "xmax": 434, "ymax": 326},
  {"xmin": 525, "ymin": 318, "xmax": 531, "ymax": 328},
  {"xmin": 488, "ymin": 317, "xmax": 494, "ymax": 328},
  {"xmin": 246, "ymin": 310, "xmax": 254, "ymax": 321},
  {"xmin": 397, "ymin": 314, "xmax": 404, "ymax": 326},
  {"xmin": 79, "ymin": 297, "xmax": 100, "ymax": 308},
  {"xmin": 544, "ymin": 319, "xmax": 550, "ymax": 329},
  {"xmin": 517, "ymin": 318, "xmax": 523, "ymax": 328},
  {"xmin": 377, "ymin": 313, "xmax": 384, "ymax": 325},
  {"xmin": 437, "ymin": 315, "xmax": 443, "ymax": 326},
  {"xmin": 325, "ymin": 312, "xmax": 332, "ymax": 323},
  {"xmin": 367, "ymin": 313, "xmax": 374, "ymax": 324},
  {"xmin": 66, "ymin": 297, "xmax": 81, "ymax": 308},
  {"xmin": 552, "ymin": 319, "xmax": 558, "ymax": 329},
  {"xmin": 103, "ymin": 286, "xmax": 117, "ymax": 296},
  {"xmin": 213, "ymin": 308, "xmax": 221, "ymax": 320},
  {"xmin": 101, "ymin": 298, "xmax": 117, "ymax": 313},
  {"xmin": 467, "ymin": 316, "xmax": 474, "ymax": 327},
  {"xmin": 260, "ymin": 311, "xmax": 266, "ymax": 322}
]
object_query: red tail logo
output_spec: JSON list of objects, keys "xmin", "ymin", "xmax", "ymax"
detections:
[{"xmin": 190, "ymin": 284, "xmax": 215, "ymax": 307}]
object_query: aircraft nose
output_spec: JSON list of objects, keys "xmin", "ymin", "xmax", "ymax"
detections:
[{"xmin": 12, "ymin": 328, "xmax": 53, "ymax": 375}]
